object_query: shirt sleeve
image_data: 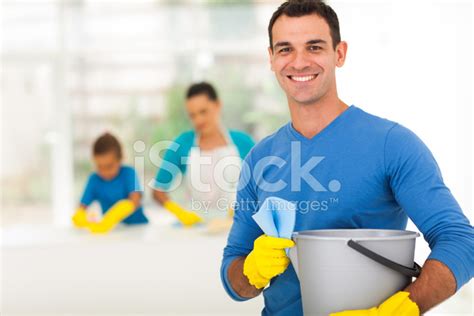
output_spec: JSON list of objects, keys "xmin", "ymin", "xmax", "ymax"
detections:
[
  {"xmin": 220, "ymin": 152, "xmax": 264, "ymax": 301},
  {"xmin": 80, "ymin": 174, "xmax": 97, "ymax": 207},
  {"xmin": 385, "ymin": 123, "xmax": 474, "ymax": 291},
  {"xmin": 153, "ymin": 133, "xmax": 191, "ymax": 191},
  {"xmin": 125, "ymin": 167, "xmax": 143, "ymax": 194}
]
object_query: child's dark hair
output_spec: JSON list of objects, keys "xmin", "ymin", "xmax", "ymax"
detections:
[
  {"xmin": 93, "ymin": 132, "xmax": 122, "ymax": 159},
  {"xmin": 186, "ymin": 82, "xmax": 219, "ymax": 101}
]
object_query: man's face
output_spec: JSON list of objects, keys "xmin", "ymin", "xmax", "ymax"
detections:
[
  {"xmin": 186, "ymin": 94, "xmax": 221, "ymax": 135},
  {"xmin": 269, "ymin": 14, "xmax": 346, "ymax": 106},
  {"xmin": 94, "ymin": 152, "xmax": 121, "ymax": 180}
]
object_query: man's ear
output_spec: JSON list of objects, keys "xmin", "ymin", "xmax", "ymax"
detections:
[
  {"xmin": 335, "ymin": 41, "xmax": 348, "ymax": 67},
  {"xmin": 268, "ymin": 46, "xmax": 274, "ymax": 71}
]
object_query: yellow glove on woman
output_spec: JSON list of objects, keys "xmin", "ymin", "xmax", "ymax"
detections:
[
  {"xmin": 330, "ymin": 291, "xmax": 419, "ymax": 316},
  {"xmin": 243, "ymin": 234, "xmax": 295, "ymax": 289},
  {"xmin": 164, "ymin": 200, "xmax": 203, "ymax": 227},
  {"xmin": 87, "ymin": 199, "xmax": 135, "ymax": 234},
  {"xmin": 72, "ymin": 207, "xmax": 89, "ymax": 228}
]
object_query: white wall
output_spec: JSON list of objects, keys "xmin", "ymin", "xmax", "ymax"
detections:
[{"xmin": 335, "ymin": 0, "xmax": 472, "ymax": 218}]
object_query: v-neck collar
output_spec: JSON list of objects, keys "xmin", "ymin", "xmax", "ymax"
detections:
[{"xmin": 286, "ymin": 105, "xmax": 356, "ymax": 142}]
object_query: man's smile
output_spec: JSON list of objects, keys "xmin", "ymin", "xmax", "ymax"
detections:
[{"xmin": 287, "ymin": 74, "xmax": 319, "ymax": 82}]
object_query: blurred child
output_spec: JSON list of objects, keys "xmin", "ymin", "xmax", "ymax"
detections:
[{"xmin": 72, "ymin": 132, "xmax": 148, "ymax": 233}]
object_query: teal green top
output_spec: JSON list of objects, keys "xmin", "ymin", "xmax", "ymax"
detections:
[{"xmin": 154, "ymin": 129, "xmax": 255, "ymax": 191}]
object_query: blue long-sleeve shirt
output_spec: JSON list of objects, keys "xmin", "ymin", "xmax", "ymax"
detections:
[{"xmin": 220, "ymin": 105, "xmax": 473, "ymax": 315}]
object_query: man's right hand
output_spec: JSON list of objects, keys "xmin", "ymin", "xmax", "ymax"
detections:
[{"xmin": 243, "ymin": 234, "xmax": 295, "ymax": 289}]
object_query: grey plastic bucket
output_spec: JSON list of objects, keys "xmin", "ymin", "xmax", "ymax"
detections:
[{"xmin": 289, "ymin": 229, "xmax": 421, "ymax": 316}]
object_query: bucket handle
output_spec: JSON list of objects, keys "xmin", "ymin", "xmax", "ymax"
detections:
[{"xmin": 347, "ymin": 239, "xmax": 421, "ymax": 278}]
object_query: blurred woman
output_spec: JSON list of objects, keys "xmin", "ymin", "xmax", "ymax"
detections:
[{"xmin": 152, "ymin": 82, "xmax": 255, "ymax": 229}]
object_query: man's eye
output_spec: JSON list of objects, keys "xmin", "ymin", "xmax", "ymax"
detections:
[
  {"xmin": 278, "ymin": 47, "xmax": 291, "ymax": 54},
  {"xmin": 309, "ymin": 45, "xmax": 321, "ymax": 51}
]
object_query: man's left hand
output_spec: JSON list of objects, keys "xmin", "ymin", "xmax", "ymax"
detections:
[{"xmin": 329, "ymin": 291, "xmax": 419, "ymax": 316}]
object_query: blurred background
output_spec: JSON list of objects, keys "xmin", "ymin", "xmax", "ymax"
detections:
[{"xmin": 1, "ymin": 0, "xmax": 472, "ymax": 315}]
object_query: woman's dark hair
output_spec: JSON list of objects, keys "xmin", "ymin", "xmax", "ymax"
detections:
[
  {"xmin": 186, "ymin": 82, "xmax": 219, "ymax": 101},
  {"xmin": 268, "ymin": 0, "xmax": 341, "ymax": 50},
  {"xmin": 93, "ymin": 132, "xmax": 122, "ymax": 159}
]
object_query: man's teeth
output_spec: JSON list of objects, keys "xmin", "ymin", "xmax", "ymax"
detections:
[{"xmin": 290, "ymin": 75, "xmax": 316, "ymax": 82}]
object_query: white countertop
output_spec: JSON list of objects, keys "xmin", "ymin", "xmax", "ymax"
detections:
[{"xmin": 2, "ymin": 223, "xmax": 263, "ymax": 315}]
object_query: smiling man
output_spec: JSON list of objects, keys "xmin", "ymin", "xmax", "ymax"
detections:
[{"xmin": 220, "ymin": 1, "xmax": 473, "ymax": 315}]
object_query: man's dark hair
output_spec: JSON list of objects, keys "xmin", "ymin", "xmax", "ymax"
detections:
[
  {"xmin": 268, "ymin": 0, "xmax": 341, "ymax": 50},
  {"xmin": 93, "ymin": 132, "xmax": 122, "ymax": 159},
  {"xmin": 186, "ymin": 82, "xmax": 219, "ymax": 101}
]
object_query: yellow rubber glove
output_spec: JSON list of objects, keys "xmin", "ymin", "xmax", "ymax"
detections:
[
  {"xmin": 72, "ymin": 207, "xmax": 89, "ymax": 228},
  {"xmin": 243, "ymin": 234, "xmax": 295, "ymax": 289},
  {"xmin": 164, "ymin": 200, "xmax": 203, "ymax": 227},
  {"xmin": 87, "ymin": 199, "xmax": 135, "ymax": 234},
  {"xmin": 330, "ymin": 291, "xmax": 419, "ymax": 316}
]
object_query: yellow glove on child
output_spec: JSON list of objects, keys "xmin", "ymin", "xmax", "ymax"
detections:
[
  {"xmin": 330, "ymin": 291, "xmax": 419, "ymax": 316},
  {"xmin": 87, "ymin": 199, "xmax": 135, "ymax": 234},
  {"xmin": 72, "ymin": 207, "xmax": 89, "ymax": 228},
  {"xmin": 164, "ymin": 200, "xmax": 203, "ymax": 227},
  {"xmin": 243, "ymin": 234, "xmax": 295, "ymax": 289}
]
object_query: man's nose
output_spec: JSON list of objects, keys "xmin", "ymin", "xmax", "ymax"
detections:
[{"xmin": 290, "ymin": 50, "xmax": 312, "ymax": 71}]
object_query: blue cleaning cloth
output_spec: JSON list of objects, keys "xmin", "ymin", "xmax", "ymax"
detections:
[{"xmin": 252, "ymin": 197, "xmax": 296, "ymax": 239}]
